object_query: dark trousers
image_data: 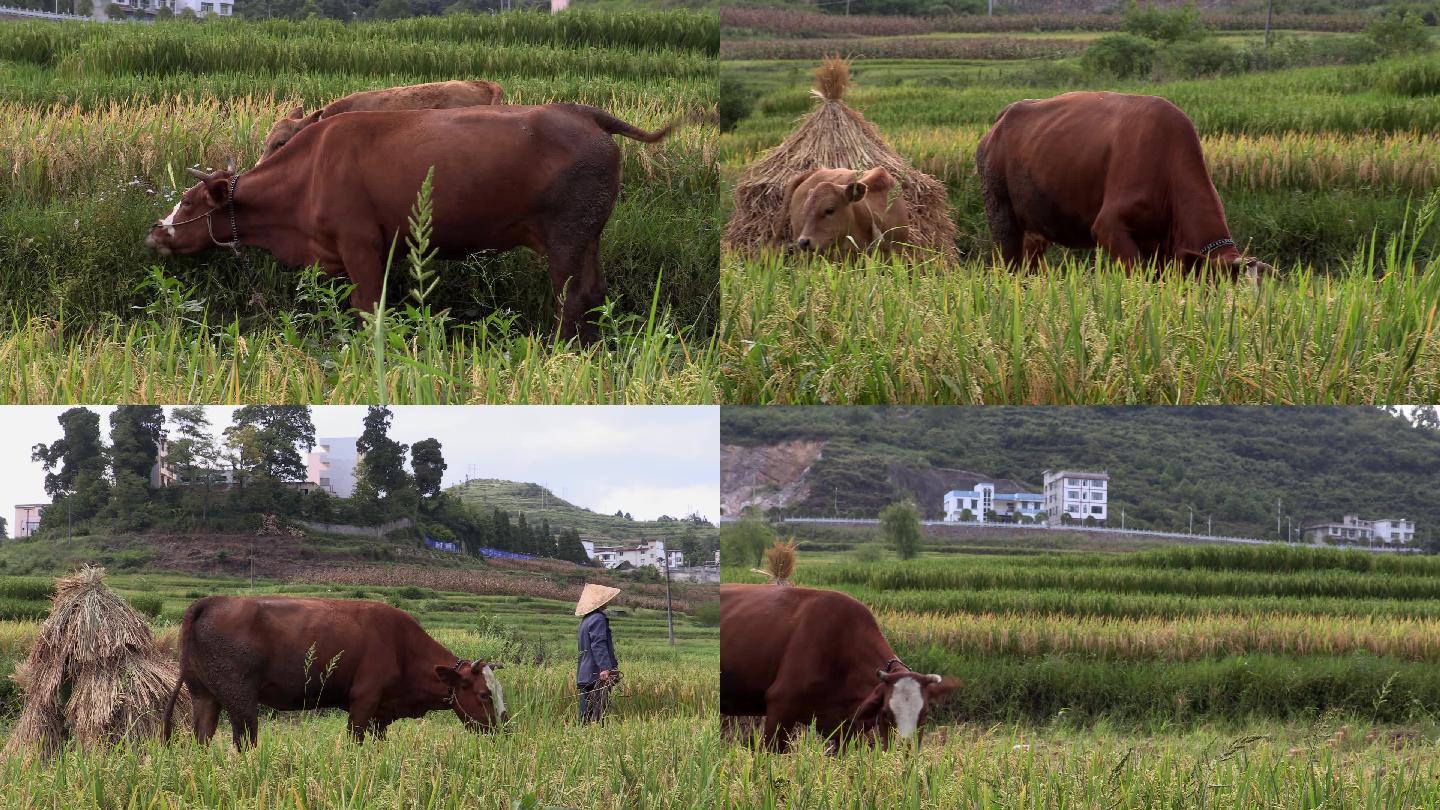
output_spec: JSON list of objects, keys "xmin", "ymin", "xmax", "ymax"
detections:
[{"xmin": 579, "ymin": 681, "xmax": 609, "ymax": 724}]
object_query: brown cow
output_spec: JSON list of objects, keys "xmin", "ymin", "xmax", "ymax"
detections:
[
  {"xmin": 781, "ymin": 166, "xmax": 910, "ymax": 255},
  {"xmin": 145, "ymin": 103, "xmax": 676, "ymax": 341},
  {"xmin": 976, "ymin": 92, "xmax": 1271, "ymax": 279},
  {"xmin": 260, "ymin": 80, "xmax": 505, "ymax": 161},
  {"xmin": 721, "ymin": 584, "xmax": 958, "ymax": 750},
  {"xmin": 161, "ymin": 596, "xmax": 507, "ymax": 749}
]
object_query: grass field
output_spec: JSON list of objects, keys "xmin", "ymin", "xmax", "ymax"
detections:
[
  {"xmin": 721, "ymin": 541, "xmax": 1440, "ymax": 805},
  {"xmin": 0, "ymin": 10, "xmax": 719, "ymax": 404},
  {"xmin": 720, "ymin": 44, "xmax": 1440, "ymax": 403},
  {"xmin": 0, "ymin": 571, "xmax": 719, "ymax": 808}
]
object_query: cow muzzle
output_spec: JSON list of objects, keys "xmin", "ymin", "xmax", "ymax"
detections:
[{"xmin": 795, "ymin": 237, "xmax": 813, "ymax": 250}]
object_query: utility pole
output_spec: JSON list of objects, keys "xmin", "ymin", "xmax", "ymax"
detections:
[
  {"xmin": 663, "ymin": 555, "xmax": 675, "ymax": 645},
  {"xmin": 1264, "ymin": 0, "xmax": 1274, "ymax": 49},
  {"xmin": 1188, "ymin": 507, "xmax": 1193, "ymax": 535},
  {"xmin": 1276, "ymin": 499, "xmax": 1282, "ymax": 538},
  {"xmin": 1207, "ymin": 515, "xmax": 1212, "ymax": 536},
  {"xmin": 1121, "ymin": 508, "xmax": 1125, "ymax": 531}
]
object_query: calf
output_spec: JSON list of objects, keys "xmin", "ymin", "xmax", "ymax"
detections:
[{"xmin": 781, "ymin": 167, "xmax": 910, "ymax": 255}]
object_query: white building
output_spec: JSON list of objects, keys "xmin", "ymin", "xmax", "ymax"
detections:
[
  {"xmin": 151, "ymin": 438, "xmax": 237, "ymax": 490},
  {"xmin": 308, "ymin": 437, "xmax": 360, "ymax": 498},
  {"xmin": 12, "ymin": 504, "xmax": 45, "ymax": 539},
  {"xmin": 96, "ymin": 0, "xmax": 232, "ymax": 19},
  {"xmin": 586, "ymin": 539, "xmax": 679, "ymax": 570},
  {"xmin": 943, "ymin": 475, "xmax": 1044, "ymax": 524},
  {"xmin": 1043, "ymin": 469, "xmax": 1109, "ymax": 526},
  {"xmin": 1304, "ymin": 515, "xmax": 1415, "ymax": 545}
]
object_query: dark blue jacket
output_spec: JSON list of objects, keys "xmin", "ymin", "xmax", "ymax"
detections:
[{"xmin": 576, "ymin": 610, "xmax": 617, "ymax": 686}]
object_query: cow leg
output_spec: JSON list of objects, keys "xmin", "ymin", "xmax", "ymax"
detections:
[
  {"xmin": 339, "ymin": 242, "xmax": 385, "ymax": 314},
  {"xmin": 347, "ymin": 697, "xmax": 380, "ymax": 741},
  {"xmin": 980, "ymin": 173, "xmax": 1023, "ymax": 268},
  {"xmin": 1022, "ymin": 233, "xmax": 1050, "ymax": 270},
  {"xmin": 760, "ymin": 713, "xmax": 791, "ymax": 752},
  {"xmin": 190, "ymin": 687, "xmax": 221, "ymax": 744},
  {"xmin": 218, "ymin": 692, "xmax": 259, "ymax": 750},
  {"xmin": 545, "ymin": 239, "xmax": 606, "ymax": 344},
  {"xmin": 1091, "ymin": 208, "xmax": 1143, "ymax": 269}
]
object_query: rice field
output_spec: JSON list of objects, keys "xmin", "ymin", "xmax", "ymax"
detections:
[
  {"xmin": 720, "ymin": 542, "xmax": 1440, "ymax": 805},
  {"xmin": 0, "ymin": 573, "xmax": 720, "ymax": 809},
  {"xmin": 720, "ymin": 53, "xmax": 1440, "ymax": 404},
  {"xmin": 0, "ymin": 10, "xmax": 719, "ymax": 404}
]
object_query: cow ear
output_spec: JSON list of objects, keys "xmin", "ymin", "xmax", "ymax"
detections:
[
  {"xmin": 925, "ymin": 675, "xmax": 961, "ymax": 703},
  {"xmin": 845, "ymin": 182, "xmax": 868, "ymax": 203},
  {"xmin": 434, "ymin": 665, "xmax": 462, "ymax": 686},
  {"xmin": 287, "ymin": 106, "xmax": 306, "ymax": 120},
  {"xmin": 203, "ymin": 177, "xmax": 230, "ymax": 207},
  {"xmin": 852, "ymin": 682, "xmax": 887, "ymax": 724},
  {"xmin": 488, "ymin": 662, "xmax": 504, "ymax": 670},
  {"xmin": 859, "ymin": 167, "xmax": 894, "ymax": 193}
]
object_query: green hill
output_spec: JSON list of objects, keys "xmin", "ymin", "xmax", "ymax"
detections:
[
  {"xmin": 722, "ymin": 407, "xmax": 1440, "ymax": 546},
  {"xmin": 447, "ymin": 479, "xmax": 714, "ymax": 545}
]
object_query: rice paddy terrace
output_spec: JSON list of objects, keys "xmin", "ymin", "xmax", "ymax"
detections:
[
  {"xmin": 0, "ymin": 571, "xmax": 720, "ymax": 808},
  {"xmin": 719, "ymin": 542, "xmax": 1440, "ymax": 806},
  {"xmin": 719, "ymin": 11, "xmax": 1440, "ymax": 404}
]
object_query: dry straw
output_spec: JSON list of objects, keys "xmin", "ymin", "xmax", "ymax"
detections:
[
  {"xmin": 749, "ymin": 540, "xmax": 799, "ymax": 585},
  {"xmin": 3, "ymin": 566, "xmax": 190, "ymax": 759},
  {"xmin": 723, "ymin": 56, "xmax": 957, "ymax": 259}
]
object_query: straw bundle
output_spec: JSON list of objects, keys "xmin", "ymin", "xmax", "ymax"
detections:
[
  {"xmin": 3, "ymin": 566, "xmax": 189, "ymax": 759},
  {"xmin": 723, "ymin": 57, "xmax": 958, "ymax": 259},
  {"xmin": 749, "ymin": 540, "xmax": 799, "ymax": 585}
]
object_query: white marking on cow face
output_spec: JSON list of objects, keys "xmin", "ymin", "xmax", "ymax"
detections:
[
  {"xmin": 159, "ymin": 198, "xmax": 182, "ymax": 236},
  {"xmin": 482, "ymin": 664, "xmax": 506, "ymax": 718},
  {"xmin": 887, "ymin": 677, "xmax": 924, "ymax": 739}
]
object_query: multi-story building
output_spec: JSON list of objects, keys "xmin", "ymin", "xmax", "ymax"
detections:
[
  {"xmin": 307, "ymin": 437, "xmax": 361, "ymax": 498},
  {"xmin": 12, "ymin": 504, "xmax": 45, "ymax": 539},
  {"xmin": 1303, "ymin": 515, "xmax": 1416, "ymax": 545},
  {"xmin": 96, "ymin": 0, "xmax": 232, "ymax": 19},
  {"xmin": 584, "ymin": 539, "xmax": 679, "ymax": 570},
  {"xmin": 942, "ymin": 473, "xmax": 1044, "ymax": 524},
  {"xmin": 1043, "ymin": 469, "xmax": 1109, "ymax": 526},
  {"xmin": 150, "ymin": 438, "xmax": 237, "ymax": 490}
]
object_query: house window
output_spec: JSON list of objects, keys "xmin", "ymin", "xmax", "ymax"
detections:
[
  {"xmin": 219, "ymin": 2, "xmax": 230, "ymax": 11},
  {"xmin": 201, "ymin": 1, "xmax": 213, "ymax": 10},
  {"xmin": 1092, "ymin": 506, "xmax": 1102, "ymax": 514}
]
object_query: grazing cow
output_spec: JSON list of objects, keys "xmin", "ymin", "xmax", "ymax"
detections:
[
  {"xmin": 975, "ymin": 92, "xmax": 1272, "ymax": 279},
  {"xmin": 781, "ymin": 166, "xmax": 910, "ymax": 255},
  {"xmin": 145, "ymin": 103, "xmax": 677, "ymax": 341},
  {"xmin": 260, "ymin": 80, "xmax": 506, "ymax": 161},
  {"xmin": 161, "ymin": 596, "xmax": 508, "ymax": 749},
  {"xmin": 720, "ymin": 584, "xmax": 958, "ymax": 750}
]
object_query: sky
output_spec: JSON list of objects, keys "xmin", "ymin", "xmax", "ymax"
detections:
[{"xmin": 2, "ymin": 406, "xmax": 719, "ymax": 531}]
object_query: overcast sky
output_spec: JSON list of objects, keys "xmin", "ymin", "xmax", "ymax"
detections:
[{"xmin": 2, "ymin": 406, "xmax": 718, "ymax": 530}]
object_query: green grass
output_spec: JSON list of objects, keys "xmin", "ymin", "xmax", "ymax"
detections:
[{"xmin": 449, "ymin": 480, "xmax": 715, "ymax": 544}]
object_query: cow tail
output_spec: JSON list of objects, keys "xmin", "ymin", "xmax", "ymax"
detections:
[
  {"xmin": 163, "ymin": 599, "xmax": 204, "ymax": 741},
  {"xmin": 586, "ymin": 107, "xmax": 679, "ymax": 144}
]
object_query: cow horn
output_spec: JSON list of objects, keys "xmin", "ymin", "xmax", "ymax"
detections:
[
  {"xmin": 186, "ymin": 167, "xmax": 211, "ymax": 181},
  {"xmin": 875, "ymin": 667, "xmax": 887, "ymax": 680},
  {"xmin": 226, "ymin": 156, "xmax": 237, "ymax": 173},
  {"xmin": 927, "ymin": 673, "xmax": 943, "ymax": 683}
]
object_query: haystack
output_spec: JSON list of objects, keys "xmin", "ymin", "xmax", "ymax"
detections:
[
  {"xmin": 723, "ymin": 57, "xmax": 958, "ymax": 260},
  {"xmin": 3, "ymin": 566, "xmax": 189, "ymax": 759},
  {"xmin": 750, "ymin": 540, "xmax": 798, "ymax": 585}
]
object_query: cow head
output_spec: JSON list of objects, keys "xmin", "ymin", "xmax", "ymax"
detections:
[
  {"xmin": 260, "ymin": 106, "xmax": 321, "ymax": 162},
  {"xmin": 852, "ymin": 670, "xmax": 959, "ymax": 745},
  {"xmin": 791, "ymin": 167, "xmax": 897, "ymax": 255},
  {"xmin": 144, "ymin": 164, "xmax": 237, "ymax": 256},
  {"xmin": 435, "ymin": 660, "xmax": 508, "ymax": 732}
]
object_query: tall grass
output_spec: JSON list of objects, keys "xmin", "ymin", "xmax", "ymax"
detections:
[{"xmin": 720, "ymin": 248, "xmax": 1440, "ymax": 404}]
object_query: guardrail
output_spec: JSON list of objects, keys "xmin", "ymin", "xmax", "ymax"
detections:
[
  {"xmin": 0, "ymin": 4, "xmax": 90, "ymax": 19},
  {"xmin": 722, "ymin": 516, "xmax": 1423, "ymax": 553}
]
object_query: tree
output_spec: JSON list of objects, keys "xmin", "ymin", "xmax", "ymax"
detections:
[
  {"xmin": 225, "ymin": 406, "xmax": 315, "ymax": 483},
  {"xmin": 0, "ymin": 515, "xmax": 7, "ymax": 540},
  {"xmin": 106, "ymin": 406, "xmax": 165, "ymax": 525},
  {"xmin": 720, "ymin": 508, "xmax": 772, "ymax": 567},
  {"xmin": 166, "ymin": 406, "xmax": 222, "ymax": 525},
  {"xmin": 410, "ymin": 438, "xmax": 446, "ymax": 501},
  {"xmin": 32, "ymin": 407, "xmax": 110, "ymax": 525},
  {"xmin": 356, "ymin": 406, "xmax": 411, "ymax": 499},
  {"xmin": 556, "ymin": 528, "xmax": 589, "ymax": 565},
  {"xmin": 880, "ymin": 500, "xmax": 922, "ymax": 560},
  {"xmin": 1412, "ymin": 406, "xmax": 1440, "ymax": 432}
]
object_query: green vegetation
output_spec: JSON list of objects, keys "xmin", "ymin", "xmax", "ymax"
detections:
[
  {"xmin": 0, "ymin": 11, "xmax": 718, "ymax": 404},
  {"xmin": 0, "ymin": 573, "xmax": 718, "ymax": 808},
  {"xmin": 721, "ymin": 406, "xmax": 1440, "ymax": 541}
]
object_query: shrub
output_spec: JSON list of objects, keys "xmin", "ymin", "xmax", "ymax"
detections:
[
  {"xmin": 691, "ymin": 600, "xmax": 720, "ymax": 627},
  {"xmin": 719, "ymin": 74, "xmax": 753, "ymax": 133},
  {"xmin": 850, "ymin": 544, "xmax": 886, "ymax": 564},
  {"xmin": 1157, "ymin": 39, "xmax": 1239, "ymax": 78},
  {"xmin": 127, "ymin": 593, "xmax": 163, "ymax": 619},
  {"xmin": 396, "ymin": 585, "xmax": 434, "ymax": 600},
  {"xmin": 1367, "ymin": 9, "xmax": 1434, "ymax": 56},
  {"xmin": 1082, "ymin": 33, "xmax": 1157, "ymax": 79},
  {"xmin": 1124, "ymin": 0, "xmax": 1207, "ymax": 43}
]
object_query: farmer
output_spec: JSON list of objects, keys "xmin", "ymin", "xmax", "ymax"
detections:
[{"xmin": 575, "ymin": 583, "xmax": 621, "ymax": 724}]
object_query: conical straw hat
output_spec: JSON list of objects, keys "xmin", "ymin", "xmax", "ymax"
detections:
[{"xmin": 575, "ymin": 583, "xmax": 621, "ymax": 616}]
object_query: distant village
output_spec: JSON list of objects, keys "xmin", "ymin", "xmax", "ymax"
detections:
[
  {"xmin": 943, "ymin": 469, "xmax": 1416, "ymax": 546},
  {"xmin": 12, "ymin": 434, "xmax": 720, "ymax": 575}
]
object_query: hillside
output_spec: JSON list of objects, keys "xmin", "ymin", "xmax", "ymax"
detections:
[
  {"xmin": 447, "ymin": 479, "xmax": 715, "ymax": 544},
  {"xmin": 721, "ymin": 407, "xmax": 1440, "ymax": 545}
]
